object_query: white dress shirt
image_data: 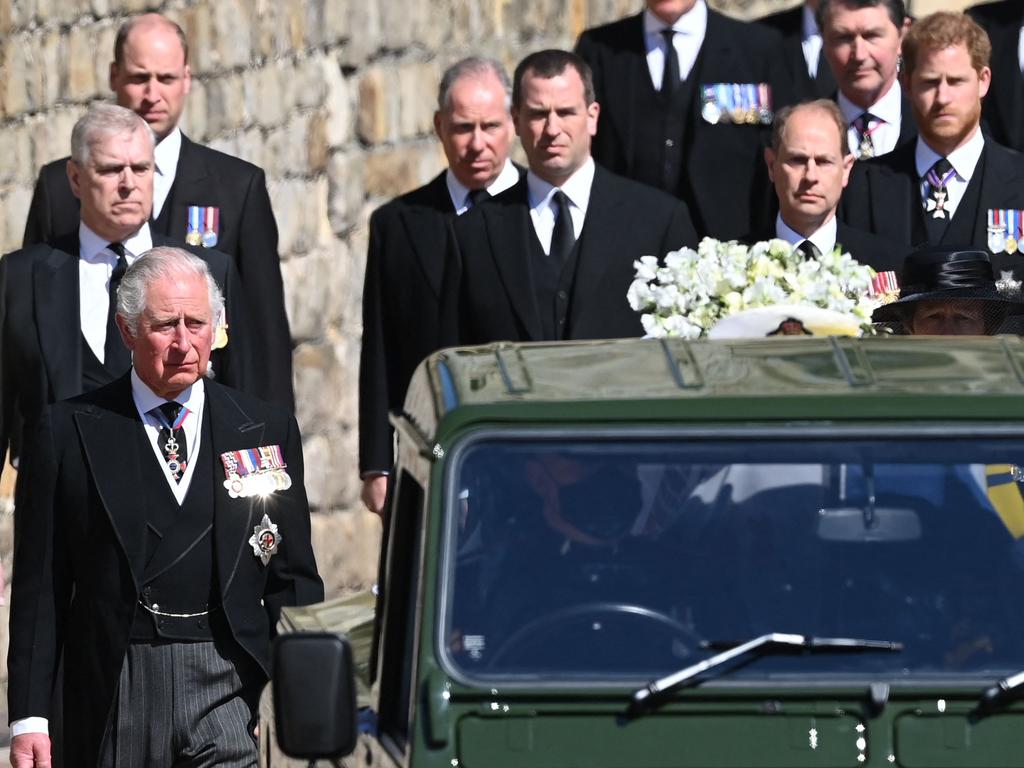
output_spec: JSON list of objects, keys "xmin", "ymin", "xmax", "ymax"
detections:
[
  {"xmin": 446, "ymin": 158, "xmax": 521, "ymax": 215},
  {"xmin": 837, "ymin": 80, "xmax": 904, "ymax": 158},
  {"xmin": 152, "ymin": 127, "xmax": 182, "ymax": 220},
  {"xmin": 131, "ymin": 369, "xmax": 206, "ymax": 504},
  {"xmin": 914, "ymin": 127, "xmax": 985, "ymax": 220},
  {"xmin": 79, "ymin": 222, "xmax": 152, "ymax": 363},
  {"xmin": 775, "ymin": 212, "xmax": 838, "ymax": 255},
  {"xmin": 1018, "ymin": 24, "xmax": 1024, "ymax": 75},
  {"xmin": 801, "ymin": 3, "xmax": 823, "ymax": 79},
  {"xmin": 526, "ymin": 158, "xmax": 595, "ymax": 254},
  {"xmin": 644, "ymin": 0, "xmax": 708, "ymax": 89}
]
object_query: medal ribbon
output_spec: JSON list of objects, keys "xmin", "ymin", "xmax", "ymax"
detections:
[
  {"xmin": 758, "ymin": 83, "xmax": 771, "ymax": 111},
  {"xmin": 152, "ymin": 404, "xmax": 189, "ymax": 431},
  {"xmin": 203, "ymin": 206, "xmax": 218, "ymax": 234},
  {"xmin": 925, "ymin": 165, "xmax": 957, "ymax": 192},
  {"xmin": 187, "ymin": 206, "xmax": 201, "ymax": 235},
  {"xmin": 220, "ymin": 446, "xmax": 287, "ymax": 479}
]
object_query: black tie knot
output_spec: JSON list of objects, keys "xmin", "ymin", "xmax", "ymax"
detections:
[
  {"xmin": 156, "ymin": 401, "xmax": 183, "ymax": 425},
  {"xmin": 798, "ymin": 240, "xmax": 822, "ymax": 260},
  {"xmin": 930, "ymin": 157, "xmax": 953, "ymax": 178},
  {"xmin": 467, "ymin": 188, "xmax": 490, "ymax": 208}
]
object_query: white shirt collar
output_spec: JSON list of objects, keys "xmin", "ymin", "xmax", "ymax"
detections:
[
  {"xmin": 643, "ymin": 0, "xmax": 707, "ymax": 37},
  {"xmin": 526, "ymin": 156, "xmax": 596, "ymax": 214},
  {"xmin": 801, "ymin": 2, "xmax": 820, "ymax": 40},
  {"xmin": 78, "ymin": 221, "xmax": 153, "ymax": 263},
  {"xmin": 914, "ymin": 126, "xmax": 985, "ymax": 180},
  {"xmin": 446, "ymin": 158, "xmax": 520, "ymax": 214},
  {"xmin": 837, "ymin": 78, "xmax": 902, "ymax": 125},
  {"xmin": 154, "ymin": 127, "xmax": 182, "ymax": 177},
  {"xmin": 130, "ymin": 367, "xmax": 205, "ymax": 418},
  {"xmin": 775, "ymin": 212, "xmax": 838, "ymax": 254}
]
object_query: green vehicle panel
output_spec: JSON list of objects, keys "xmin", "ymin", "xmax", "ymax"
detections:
[{"xmin": 266, "ymin": 337, "xmax": 1024, "ymax": 768}]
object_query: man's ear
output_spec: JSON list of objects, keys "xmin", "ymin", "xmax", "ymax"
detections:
[
  {"xmin": 67, "ymin": 160, "xmax": 83, "ymax": 200},
  {"xmin": 115, "ymin": 314, "xmax": 135, "ymax": 352},
  {"xmin": 764, "ymin": 147, "xmax": 776, "ymax": 183}
]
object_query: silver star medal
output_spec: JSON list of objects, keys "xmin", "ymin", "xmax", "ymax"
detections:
[
  {"xmin": 997, "ymin": 270, "xmax": 1022, "ymax": 297},
  {"xmin": 249, "ymin": 513, "xmax": 282, "ymax": 565},
  {"xmin": 927, "ymin": 189, "xmax": 948, "ymax": 219}
]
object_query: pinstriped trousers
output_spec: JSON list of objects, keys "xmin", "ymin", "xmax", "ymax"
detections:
[{"xmin": 97, "ymin": 641, "xmax": 259, "ymax": 768}]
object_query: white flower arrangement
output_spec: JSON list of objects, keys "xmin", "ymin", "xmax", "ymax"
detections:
[{"xmin": 627, "ymin": 237, "xmax": 883, "ymax": 339}]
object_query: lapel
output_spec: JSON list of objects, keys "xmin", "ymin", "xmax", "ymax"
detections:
[
  {"xmin": 605, "ymin": 14, "xmax": 649, "ymax": 165},
  {"xmin": 971, "ymin": 141, "xmax": 1024, "ymax": 247},
  {"xmin": 399, "ymin": 173, "xmax": 454, "ymax": 298},
  {"xmin": 869, "ymin": 144, "xmax": 919, "ymax": 244},
  {"xmin": 569, "ymin": 167, "xmax": 626, "ymax": 329},
  {"xmin": 75, "ymin": 375, "xmax": 148, "ymax": 589},
  {"xmin": 156, "ymin": 135, "xmax": 212, "ymax": 241},
  {"xmin": 482, "ymin": 180, "xmax": 543, "ymax": 340},
  {"xmin": 896, "ymin": 93, "xmax": 918, "ymax": 149},
  {"xmin": 33, "ymin": 234, "xmax": 83, "ymax": 401},
  {"xmin": 205, "ymin": 381, "xmax": 268, "ymax": 596}
]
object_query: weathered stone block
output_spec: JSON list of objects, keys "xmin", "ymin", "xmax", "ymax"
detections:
[
  {"xmin": 38, "ymin": 29, "xmax": 63, "ymax": 110},
  {"xmin": 307, "ymin": 111, "xmax": 329, "ymax": 175},
  {"xmin": 67, "ymin": 25, "xmax": 99, "ymax": 100},
  {"xmin": 180, "ymin": 78, "xmax": 209, "ymax": 141},
  {"xmin": 282, "ymin": 0, "xmax": 307, "ymax": 51},
  {"xmin": 245, "ymin": 63, "xmax": 285, "ymax": 129},
  {"xmin": 2, "ymin": 187, "xmax": 32, "ymax": 254},
  {"xmin": 211, "ymin": 0, "xmax": 254, "ymax": 71},
  {"xmin": 309, "ymin": 509, "xmax": 382, "ymax": 598},
  {"xmin": 322, "ymin": 0, "xmax": 351, "ymax": 46},
  {"xmin": 205, "ymin": 73, "xmax": 248, "ymax": 136},
  {"xmin": 327, "ymin": 152, "xmax": 366, "ymax": 236},
  {"xmin": 293, "ymin": 340, "xmax": 347, "ymax": 434},
  {"xmin": 281, "ymin": 247, "xmax": 334, "ymax": 342},
  {"xmin": 356, "ymin": 67, "xmax": 388, "ymax": 146},
  {"xmin": 362, "ymin": 143, "xmax": 443, "ymax": 201},
  {"xmin": 321, "ymin": 55, "xmax": 354, "ymax": 149},
  {"xmin": 0, "ymin": 122, "xmax": 31, "ymax": 187},
  {"xmin": 177, "ymin": 4, "xmax": 215, "ymax": 77},
  {"xmin": 396, "ymin": 61, "xmax": 438, "ymax": 141},
  {"xmin": 293, "ymin": 57, "xmax": 327, "ymax": 112},
  {"xmin": 93, "ymin": 23, "xmax": 118, "ymax": 97}
]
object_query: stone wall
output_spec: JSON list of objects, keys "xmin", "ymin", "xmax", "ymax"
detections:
[{"xmin": 0, "ymin": 0, "xmax": 980, "ymax": 600}]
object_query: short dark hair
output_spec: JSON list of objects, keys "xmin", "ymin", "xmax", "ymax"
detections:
[
  {"xmin": 771, "ymin": 99, "xmax": 850, "ymax": 156},
  {"xmin": 817, "ymin": 0, "xmax": 907, "ymax": 31},
  {"xmin": 114, "ymin": 14, "xmax": 190, "ymax": 67},
  {"xmin": 437, "ymin": 57, "xmax": 512, "ymax": 112},
  {"xmin": 512, "ymin": 50, "xmax": 595, "ymax": 110}
]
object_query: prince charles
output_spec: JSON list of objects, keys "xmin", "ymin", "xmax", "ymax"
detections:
[{"xmin": 7, "ymin": 247, "xmax": 323, "ymax": 767}]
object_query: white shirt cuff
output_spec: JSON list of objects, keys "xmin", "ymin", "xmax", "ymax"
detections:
[{"xmin": 11, "ymin": 717, "xmax": 49, "ymax": 737}]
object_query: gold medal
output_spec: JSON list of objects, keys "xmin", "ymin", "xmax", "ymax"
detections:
[
  {"xmin": 1007, "ymin": 236, "xmax": 1018, "ymax": 255},
  {"xmin": 186, "ymin": 230, "xmax": 203, "ymax": 246}
]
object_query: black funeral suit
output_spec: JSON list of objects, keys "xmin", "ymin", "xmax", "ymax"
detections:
[
  {"xmin": 576, "ymin": 3, "xmax": 791, "ymax": 239},
  {"xmin": 359, "ymin": 172, "xmax": 453, "ymax": 476},
  {"xmin": 967, "ymin": 1, "xmax": 1024, "ymax": 152},
  {"xmin": 0, "ymin": 228, "xmax": 253, "ymax": 475},
  {"xmin": 22, "ymin": 133, "xmax": 294, "ymax": 410},
  {"xmin": 446, "ymin": 162, "xmax": 698, "ymax": 344},
  {"xmin": 758, "ymin": 2, "xmax": 837, "ymax": 102},
  {"xmin": 7, "ymin": 374, "xmax": 323, "ymax": 767},
  {"xmin": 840, "ymin": 133, "xmax": 1024, "ymax": 280},
  {"xmin": 745, "ymin": 218, "xmax": 905, "ymax": 273}
]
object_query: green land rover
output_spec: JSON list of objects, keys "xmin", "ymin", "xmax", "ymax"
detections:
[{"xmin": 267, "ymin": 336, "xmax": 1024, "ymax": 768}]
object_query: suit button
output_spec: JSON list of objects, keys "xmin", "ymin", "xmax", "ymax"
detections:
[
  {"xmin": 157, "ymin": 619, "xmax": 166, "ymax": 629},
  {"xmin": 665, "ymin": 139, "xmax": 675, "ymax": 148},
  {"xmin": 143, "ymin": 587, "xmax": 152, "ymax": 598},
  {"xmin": 557, "ymin": 290, "xmax": 568, "ymax": 301},
  {"xmin": 197, "ymin": 619, "xmax": 206, "ymax": 630},
  {"xmin": 152, "ymin": 603, "xmax": 160, "ymax": 611}
]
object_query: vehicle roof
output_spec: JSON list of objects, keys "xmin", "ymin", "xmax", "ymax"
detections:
[{"xmin": 397, "ymin": 337, "xmax": 1024, "ymax": 446}]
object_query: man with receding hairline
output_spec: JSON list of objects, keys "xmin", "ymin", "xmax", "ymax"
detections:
[
  {"xmin": 750, "ymin": 99, "xmax": 902, "ymax": 270},
  {"xmin": 23, "ymin": 12, "xmax": 294, "ymax": 411},
  {"xmin": 358, "ymin": 56, "xmax": 522, "ymax": 515}
]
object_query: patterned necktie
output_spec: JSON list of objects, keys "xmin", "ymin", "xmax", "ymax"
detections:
[
  {"xmin": 104, "ymin": 242, "xmax": 131, "ymax": 373},
  {"xmin": 549, "ymin": 190, "xmax": 576, "ymax": 266},
  {"xmin": 925, "ymin": 158, "xmax": 955, "ymax": 220},
  {"xmin": 852, "ymin": 112, "xmax": 877, "ymax": 160},
  {"xmin": 660, "ymin": 29, "xmax": 680, "ymax": 96},
  {"xmin": 153, "ymin": 402, "xmax": 189, "ymax": 482},
  {"xmin": 798, "ymin": 240, "xmax": 822, "ymax": 260}
]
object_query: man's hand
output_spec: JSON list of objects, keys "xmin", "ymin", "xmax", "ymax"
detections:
[
  {"xmin": 10, "ymin": 733, "xmax": 51, "ymax": 768},
  {"xmin": 361, "ymin": 474, "xmax": 388, "ymax": 516}
]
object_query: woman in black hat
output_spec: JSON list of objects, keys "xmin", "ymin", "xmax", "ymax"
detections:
[{"xmin": 872, "ymin": 247, "xmax": 1024, "ymax": 335}]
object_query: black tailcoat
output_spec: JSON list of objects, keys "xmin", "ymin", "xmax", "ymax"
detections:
[
  {"xmin": 758, "ymin": 3, "xmax": 837, "ymax": 101},
  {"xmin": 744, "ymin": 219, "xmax": 906, "ymax": 273},
  {"xmin": 6, "ymin": 376, "xmax": 323, "ymax": 768},
  {"xmin": 0, "ymin": 232, "xmax": 255, "ymax": 476},
  {"xmin": 444, "ymin": 165, "xmax": 698, "ymax": 345},
  {"xmin": 22, "ymin": 134, "xmax": 294, "ymax": 410},
  {"xmin": 576, "ymin": 10, "xmax": 791, "ymax": 240},
  {"xmin": 359, "ymin": 172, "xmax": 456, "ymax": 475},
  {"xmin": 967, "ymin": 1, "xmax": 1024, "ymax": 152}
]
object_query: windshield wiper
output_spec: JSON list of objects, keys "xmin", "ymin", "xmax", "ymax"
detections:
[
  {"xmin": 627, "ymin": 632, "xmax": 903, "ymax": 718},
  {"xmin": 973, "ymin": 669, "xmax": 1024, "ymax": 719}
]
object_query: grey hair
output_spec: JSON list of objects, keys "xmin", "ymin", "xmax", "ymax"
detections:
[
  {"xmin": 437, "ymin": 56, "xmax": 512, "ymax": 112},
  {"xmin": 70, "ymin": 103, "xmax": 155, "ymax": 165},
  {"xmin": 116, "ymin": 246, "xmax": 225, "ymax": 337}
]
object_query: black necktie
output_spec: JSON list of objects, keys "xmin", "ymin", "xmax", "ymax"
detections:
[
  {"xmin": 924, "ymin": 157, "xmax": 955, "ymax": 243},
  {"xmin": 467, "ymin": 188, "xmax": 490, "ymax": 208},
  {"xmin": 104, "ymin": 243, "xmax": 131, "ymax": 374},
  {"xmin": 549, "ymin": 190, "xmax": 575, "ymax": 266},
  {"xmin": 798, "ymin": 240, "xmax": 822, "ymax": 260},
  {"xmin": 660, "ymin": 29, "xmax": 680, "ymax": 97},
  {"xmin": 153, "ymin": 402, "xmax": 188, "ymax": 483},
  {"xmin": 853, "ymin": 112, "xmax": 877, "ymax": 160}
]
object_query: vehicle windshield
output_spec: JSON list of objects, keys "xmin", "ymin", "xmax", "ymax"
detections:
[{"xmin": 441, "ymin": 432, "xmax": 1024, "ymax": 683}]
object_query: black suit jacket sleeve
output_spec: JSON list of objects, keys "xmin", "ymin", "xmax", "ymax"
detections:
[{"xmin": 358, "ymin": 207, "xmax": 393, "ymax": 476}]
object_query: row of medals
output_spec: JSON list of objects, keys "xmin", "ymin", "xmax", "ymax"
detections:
[
  {"xmin": 988, "ymin": 226, "xmax": 1020, "ymax": 255},
  {"xmin": 186, "ymin": 229, "xmax": 218, "ymax": 248},
  {"xmin": 701, "ymin": 101, "xmax": 772, "ymax": 126}
]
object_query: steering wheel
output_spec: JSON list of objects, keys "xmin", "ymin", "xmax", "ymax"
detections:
[{"xmin": 486, "ymin": 601, "xmax": 704, "ymax": 668}]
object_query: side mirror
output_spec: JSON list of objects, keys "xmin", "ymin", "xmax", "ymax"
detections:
[{"xmin": 273, "ymin": 632, "xmax": 358, "ymax": 760}]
